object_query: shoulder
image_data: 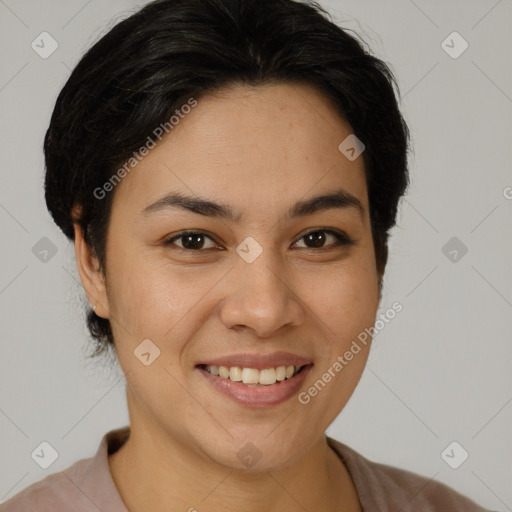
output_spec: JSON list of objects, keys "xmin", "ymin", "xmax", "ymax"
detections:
[
  {"xmin": 0, "ymin": 458, "xmax": 92, "ymax": 511},
  {"xmin": 364, "ymin": 460, "xmax": 492, "ymax": 511},
  {"xmin": 1, "ymin": 427, "xmax": 129, "ymax": 512},
  {"xmin": 327, "ymin": 437, "xmax": 496, "ymax": 512}
]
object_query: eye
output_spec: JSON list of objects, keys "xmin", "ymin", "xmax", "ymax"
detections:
[
  {"xmin": 163, "ymin": 231, "xmax": 218, "ymax": 251},
  {"xmin": 293, "ymin": 229, "xmax": 355, "ymax": 250},
  {"xmin": 163, "ymin": 228, "xmax": 355, "ymax": 253}
]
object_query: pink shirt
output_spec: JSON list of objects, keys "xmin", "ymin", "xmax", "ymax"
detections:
[{"xmin": 1, "ymin": 426, "xmax": 494, "ymax": 511}]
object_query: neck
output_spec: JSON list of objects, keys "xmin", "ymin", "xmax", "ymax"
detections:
[{"xmin": 108, "ymin": 421, "xmax": 361, "ymax": 512}]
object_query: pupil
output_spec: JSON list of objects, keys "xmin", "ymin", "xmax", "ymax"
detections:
[
  {"xmin": 181, "ymin": 232, "xmax": 327, "ymax": 250},
  {"xmin": 306, "ymin": 231, "xmax": 325, "ymax": 248},
  {"xmin": 183, "ymin": 234, "xmax": 204, "ymax": 250}
]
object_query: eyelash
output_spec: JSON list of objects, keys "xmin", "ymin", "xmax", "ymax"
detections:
[{"xmin": 162, "ymin": 228, "xmax": 356, "ymax": 252}]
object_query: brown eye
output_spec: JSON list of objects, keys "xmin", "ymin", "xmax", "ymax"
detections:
[
  {"xmin": 164, "ymin": 231, "xmax": 217, "ymax": 251},
  {"xmin": 293, "ymin": 229, "xmax": 355, "ymax": 250}
]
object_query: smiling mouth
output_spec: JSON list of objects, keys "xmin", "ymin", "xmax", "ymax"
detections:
[{"xmin": 196, "ymin": 364, "xmax": 310, "ymax": 386}]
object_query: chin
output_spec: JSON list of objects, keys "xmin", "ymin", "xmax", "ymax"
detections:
[{"xmin": 200, "ymin": 429, "xmax": 308, "ymax": 472}]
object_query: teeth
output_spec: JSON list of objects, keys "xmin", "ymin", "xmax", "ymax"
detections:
[
  {"xmin": 241, "ymin": 368, "xmax": 259, "ymax": 384},
  {"xmin": 229, "ymin": 367, "xmax": 242, "ymax": 381},
  {"xmin": 259, "ymin": 368, "xmax": 277, "ymax": 385},
  {"xmin": 218, "ymin": 366, "xmax": 230, "ymax": 379},
  {"xmin": 205, "ymin": 364, "xmax": 301, "ymax": 385}
]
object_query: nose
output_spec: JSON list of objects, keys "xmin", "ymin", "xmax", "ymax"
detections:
[{"xmin": 219, "ymin": 253, "xmax": 305, "ymax": 338}]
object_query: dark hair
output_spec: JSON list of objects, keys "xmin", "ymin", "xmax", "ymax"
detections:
[{"xmin": 44, "ymin": 0, "xmax": 410, "ymax": 359}]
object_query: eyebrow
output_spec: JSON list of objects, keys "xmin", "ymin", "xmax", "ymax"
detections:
[{"xmin": 141, "ymin": 188, "xmax": 364, "ymax": 222}]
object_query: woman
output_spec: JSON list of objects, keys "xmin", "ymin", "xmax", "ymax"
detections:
[{"xmin": 2, "ymin": 0, "xmax": 496, "ymax": 510}]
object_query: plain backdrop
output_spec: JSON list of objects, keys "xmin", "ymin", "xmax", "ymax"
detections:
[{"xmin": 1, "ymin": 0, "xmax": 511, "ymax": 509}]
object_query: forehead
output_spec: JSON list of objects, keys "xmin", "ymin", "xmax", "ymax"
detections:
[{"xmin": 111, "ymin": 82, "xmax": 368, "ymax": 218}]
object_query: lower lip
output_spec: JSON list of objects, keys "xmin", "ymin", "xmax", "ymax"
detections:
[{"xmin": 196, "ymin": 365, "xmax": 313, "ymax": 408}]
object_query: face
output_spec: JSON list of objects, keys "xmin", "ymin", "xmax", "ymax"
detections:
[{"xmin": 77, "ymin": 82, "xmax": 381, "ymax": 471}]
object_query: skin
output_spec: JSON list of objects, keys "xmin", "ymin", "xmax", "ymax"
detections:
[{"xmin": 74, "ymin": 82, "xmax": 381, "ymax": 512}]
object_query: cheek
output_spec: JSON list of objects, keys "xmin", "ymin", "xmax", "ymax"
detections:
[
  {"xmin": 303, "ymin": 257, "xmax": 378, "ymax": 412},
  {"xmin": 104, "ymin": 253, "xmax": 223, "ymax": 350},
  {"xmin": 303, "ymin": 258, "xmax": 379, "ymax": 331},
  {"xmin": 103, "ymin": 253, "xmax": 175, "ymax": 342},
  {"xmin": 298, "ymin": 268, "xmax": 376, "ymax": 427}
]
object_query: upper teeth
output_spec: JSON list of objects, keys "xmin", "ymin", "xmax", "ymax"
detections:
[{"xmin": 206, "ymin": 365, "xmax": 300, "ymax": 385}]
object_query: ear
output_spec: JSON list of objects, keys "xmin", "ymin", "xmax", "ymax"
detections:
[{"xmin": 73, "ymin": 221, "xmax": 110, "ymax": 319}]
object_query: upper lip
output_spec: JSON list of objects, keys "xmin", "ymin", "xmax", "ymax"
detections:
[{"xmin": 196, "ymin": 351, "xmax": 313, "ymax": 370}]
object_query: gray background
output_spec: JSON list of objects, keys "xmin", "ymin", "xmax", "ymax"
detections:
[{"xmin": 1, "ymin": 0, "xmax": 511, "ymax": 509}]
